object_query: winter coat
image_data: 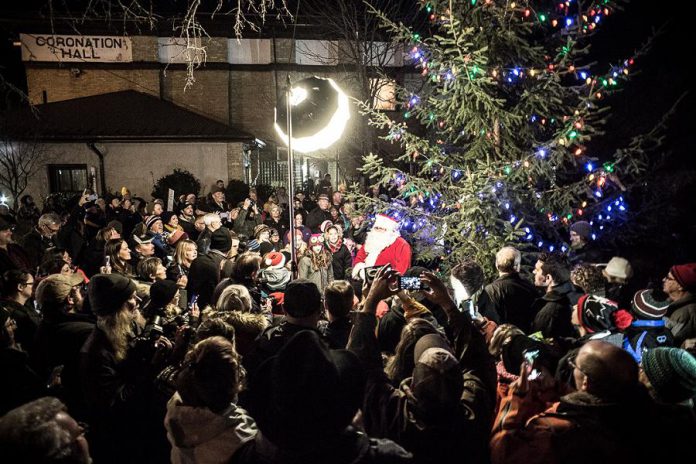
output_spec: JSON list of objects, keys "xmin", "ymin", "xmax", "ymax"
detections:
[
  {"xmin": 667, "ymin": 293, "xmax": 696, "ymax": 347},
  {"xmin": 242, "ymin": 321, "xmax": 325, "ymax": 382},
  {"xmin": 21, "ymin": 228, "xmax": 55, "ymax": 269},
  {"xmin": 188, "ymin": 251, "xmax": 225, "ymax": 309},
  {"xmin": 0, "ymin": 243, "xmax": 32, "ymax": 275},
  {"xmin": 0, "ymin": 347, "xmax": 45, "ymax": 416},
  {"xmin": 483, "ymin": 273, "xmax": 539, "ymax": 333},
  {"xmin": 79, "ymin": 327, "xmax": 155, "ymax": 463},
  {"xmin": 264, "ymin": 217, "xmax": 289, "ymax": 242},
  {"xmin": 229, "ymin": 427, "xmax": 413, "ymax": 464},
  {"xmin": 348, "ymin": 310, "xmax": 495, "ymax": 464},
  {"xmin": 531, "ymin": 282, "xmax": 581, "ymax": 339},
  {"xmin": 221, "ymin": 310, "xmax": 270, "ymax": 358},
  {"xmin": 164, "ymin": 392, "xmax": 257, "ymax": 464},
  {"xmin": 298, "ymin": 256, "xmax": 334, "ymax": 292},
  {"xmin": 491, "ymin": 388, "xmax": 663, "ymax": 464},
  {"xmin": 1, "ymin": 299, "xmax": 40, "ymax": 352},
  {"xmin": 233, "ymin": 209, "xmax": 262, "ymax": 238},
  {"xmin": 318, "ymin": 316, "xmax": 353, "ymax": 350},
  {"xmin": 328, "ymin": 243, "xmax": 353, "ymax": 280},
  {"xmin": 567, "ymin": 241, "xmax": 605, "ymax": 265}
]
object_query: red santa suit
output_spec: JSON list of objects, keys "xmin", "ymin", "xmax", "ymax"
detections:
[{"xmin": 352, "ymin": 214, "xmax": 412, "ymax": 278}]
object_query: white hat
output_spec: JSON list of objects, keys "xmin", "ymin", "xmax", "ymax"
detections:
[
  {"xmin": 603, "ymin": 257, "xmax": 633, "ymax": 280},
  {"xmin": 372, "ymin": 214, "xmax": 399, "ymax": 231}
]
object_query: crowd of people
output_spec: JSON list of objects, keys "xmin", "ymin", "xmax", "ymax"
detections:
[{"xmin": 0, "ymin": 176, "xmax": 695, "ymax": 464}]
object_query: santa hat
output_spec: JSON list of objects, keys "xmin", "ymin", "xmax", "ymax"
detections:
[
  {"xmin": 373, "ymin": 214, "xmax": 399, "ymax": 232},
  {"xmin": 264, "ymin": 251, "xmax": 286, "ymax": 270}
]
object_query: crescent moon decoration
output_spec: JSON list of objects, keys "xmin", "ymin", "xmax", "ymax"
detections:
[{"xmin": 274, "ymin": 76, "xmax": 350, "ymax": 154}]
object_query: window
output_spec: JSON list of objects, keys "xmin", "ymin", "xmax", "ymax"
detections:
[{"xmin": 48, "ymin": 164, "xmax": 88, "ymax": 194}]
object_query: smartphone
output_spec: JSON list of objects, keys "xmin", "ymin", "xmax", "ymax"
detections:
[
  {"xmin": 104, "ymin": 256, "xmax": 111, "ymax": 267},
  {"xmin": 188, "ymin": 293, "xmax": 198, "ymax": 309},
  {"xmin": 88, "ymin": 194, "xmax": 98, "ymax": 201},
  {"xmin": 399, "ymin": 276, "xmax": 429, "ymax": 291},
  {"xmin": 364, "ymin": 264, "xmax": 391, "ymax": 284},
  {"xmin": 523, "ymin": 348, "xmax": 541, "ymax": 380}
]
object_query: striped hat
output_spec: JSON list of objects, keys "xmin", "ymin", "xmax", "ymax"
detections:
[
  {"xmin": 631, "ymin": 289, "xmax": 670, "ymax": 320},
  {"xmin": 145, "ymin": 215, "xmax": 162, "ymax": 230},
  {"xmin": 642, "ymin": 348, "xmax": 696, "ymax": 403}
]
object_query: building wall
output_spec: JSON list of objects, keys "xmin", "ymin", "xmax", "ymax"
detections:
[{"xmin": 22, "ymin": 141, "xmax": 242, "ymax": 203}]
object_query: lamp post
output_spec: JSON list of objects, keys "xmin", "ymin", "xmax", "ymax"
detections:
[{"xmin": 275, "ymin": 76, "xmax": 350, "ymax": 276}]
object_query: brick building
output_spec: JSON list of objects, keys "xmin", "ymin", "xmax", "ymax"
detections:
[{"xmin": 7, "ymin": 27, "xmax": 407, "ymax": 202}]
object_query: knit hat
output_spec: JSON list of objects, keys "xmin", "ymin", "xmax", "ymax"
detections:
[
  {"xmin": 247, "ymin": 239, "xmax": 260, "ymax": 252},
  {"xmin": 145, "ymin": 215, "xmax": 162, "ymax": 230},
  {"xmin": 254, "ymin": 224, "xmax": 270, "ymax": 238},
  {"xmin": 166, "ymin": 229, "xmax": 187, "ymax": 246},
  {"xmin": 603, "ymin": 257, "xmax": 633, "ymax": 280},
  {"xmin": 373, "ymin": 213, "xmax": 399, "ymax": 232},
  {"xmin": 35, "ymin": 273, "xmax": 84, "ymax": 307},
  {"xmin": 149, "ymin": 279, "xmax": 178, "ymax": 308},
  {"xmin": 570, "ymin": 220, "xmax": 592, "ymax": 240},
  {"xmin": 642, "ymin": 348, "xmax": 696, "ymax": 403},
  {"xmin": 210, "ymin": 227, "xmax": 232, "ymax": 253},
  {"xmin": 88, "ymin": 274, "xmax": 137, "ymax": 317},
  {"xmin": 670, "ymin": 263, "xmax": 696, "ymax": 292},
  {"xmin": 264, "ymin": 251, "xmax": 286, "ymax": 270},
  {"xmin": 631, "ymin": 289, "xmax": 670, "ymax": 320},
  {"xmin": 576, "ymin": 294, "xmax": 633, "ymax": 333},
  {"xmin": 247, "ymin": 330, "xmax": 365, "ymax": 450}
]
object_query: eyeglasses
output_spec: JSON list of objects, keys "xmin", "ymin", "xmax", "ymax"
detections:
[
  {"xmin": 22, "ymin": 280, "xmax": 35, "ymax": 287},
  {"xmin": 663, "ymin": 275, "xmax": 676, "ymax": 282},
  {"xmin": 567, "ymin": 354, "xmax": 590, "ymax": 378}
]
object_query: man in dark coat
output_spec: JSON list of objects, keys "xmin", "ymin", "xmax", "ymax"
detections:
[
  {"xmin": 484, "ymin": 246, "xmax": 539, "ymax": 333},
  {"xmin": 21, "ymin": 213, "xmax": 62, "ymax": 269},
  {"xmin": 243, "ymin": 279, "xmax": 327, "ymax": 381},
  {"xmin": 531, "ymin": 253, "xmax": 580, "ymax": 339},
  {"xmin": 233, "ymin": 329, "xmax": 412, "ymax": 464},
  {"xmin": 306, "ymin": 194, "xmax": 333, "ymax": 233},
  {"xmin": 31, "ymin": 273, "xmax": 93, "ymax": 418},
  {"xmin": 567, "ymin": 220, "xmax": 605, "ymax": 265},
  {"xmin": 187, "ymin": 227, "xmax": 232, "ymax": 309},
  {"xmin": 348, "ymin": 269, "xmax": 495, "ymax": 464}
]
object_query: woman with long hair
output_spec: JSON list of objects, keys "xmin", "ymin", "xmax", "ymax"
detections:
[
  {"xmin": 298, "ymin": 234, "xmax": 334, "ymax": 292},
  {"xmin": 103, "ymin": 239, "xmax": 134, "ymax": 277},
  {"xmin": 166, "ymin": 239, "xmax": 197, "ymax": 288}
]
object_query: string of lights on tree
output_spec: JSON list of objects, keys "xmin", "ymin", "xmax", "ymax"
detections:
[{"xmin": 366, "ymin": 0, "xmax": 641, "ymax": 254}]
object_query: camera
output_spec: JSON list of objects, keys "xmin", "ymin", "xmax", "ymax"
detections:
[
  {"xmin": 399, "ymin": 276, "xmax": 429, "ymax": 291},
  {"xmin": 140, "ymin": 315, "xmax": 164, "ymax": 341},
  {"xmin": 364, "ymin": 264, "xmax": 391, "ymax": 285}
]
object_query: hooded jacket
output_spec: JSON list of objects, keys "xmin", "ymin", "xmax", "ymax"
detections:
[{"xmin": 164, "ymin": 392, "xmax": 257, "ymax": 464}]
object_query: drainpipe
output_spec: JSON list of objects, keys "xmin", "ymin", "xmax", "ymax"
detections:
[{"xmin": 87, "ymin": 143, "xmax": 107, "ymax": 194}]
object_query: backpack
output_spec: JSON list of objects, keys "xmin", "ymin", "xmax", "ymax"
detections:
[{"xmin": 622, "ymin": 319, "xmax": 674, "ymax": 363}]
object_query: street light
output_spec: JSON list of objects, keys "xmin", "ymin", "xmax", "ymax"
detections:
[{"xmin": 275, "ymin": 76, "xmax": 350, "ymax": 276}]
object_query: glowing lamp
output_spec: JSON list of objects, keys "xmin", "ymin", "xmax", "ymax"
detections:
[{"xmin": 274, "ymin": 76, "xmax": 350, "ymax": 154}]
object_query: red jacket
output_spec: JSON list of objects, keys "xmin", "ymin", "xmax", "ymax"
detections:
[{"xmin": 353, "ymin": 237, "xmax": 411, "ymax": 274}]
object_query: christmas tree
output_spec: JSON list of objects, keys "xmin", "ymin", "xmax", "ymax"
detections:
[{"xmin": 353, "ymin": 0, "xmax": 671, "ymax": 274}]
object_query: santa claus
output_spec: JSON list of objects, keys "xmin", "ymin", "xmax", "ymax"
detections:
[{"xmin": 352, "ymin": 213, "xmax": 412, "ymax": 279}]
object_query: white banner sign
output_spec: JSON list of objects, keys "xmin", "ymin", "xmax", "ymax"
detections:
[{"xmin": 20, "ymin": 34, "xmax": 132, "ymax": 62}]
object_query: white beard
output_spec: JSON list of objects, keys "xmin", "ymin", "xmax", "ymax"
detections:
[{"xmin": 363, "ymin": 229, "xmax": 399, "ymax": 268}]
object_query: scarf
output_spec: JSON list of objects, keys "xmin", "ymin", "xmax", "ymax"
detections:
[{"xmin": 327, "ymin": 237, "xmax": 343, "ymax": 254}]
